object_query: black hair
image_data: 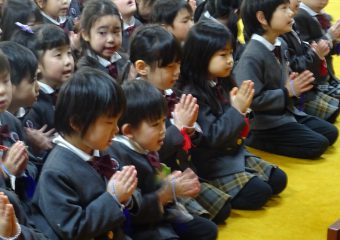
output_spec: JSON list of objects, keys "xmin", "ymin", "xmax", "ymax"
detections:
[
  {"xmin": 0, "ymin": 41, "xmax": 38, "ymax": 85},
  {"xmin": 80, "ymin": 0, "xmax": 122, "ymax": 54},
  {"xmin": 34, "ymin": 24, "xmax": 70, "ymax": 60},
  {"xmin": 130, "ymin": 24, "xmax": 181, "ymax": 69},
  {"xmin": 151, "ymin": 0, "xmax": 192, "ymax": 26},
  {"xmin": 177, "ymin": 20, "xmax": 233, "ymax": 114},
  {"xmin": 0, "ymin": 0, "xmax": 42, "ymax": 41},
  {"xmin": 0, "ymin": 50, "xmax": 10, "ymax": 75},
  {"xmin": 119, "ymin": 79, "xmax": 167, "ymax": 129},
  {"xmin": 241, "ymin": 0, "xmax": 289, "ymax": 41},
  {"xmin": 10, "ymin": 24, "xmax": 39, "ymax": 58},
  {"xmin": 55, "ymin": 67, "xmax": 126, "ymax": 137}
]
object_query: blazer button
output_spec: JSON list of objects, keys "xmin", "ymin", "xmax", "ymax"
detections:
[
  {"xmin": 107, "ymin": 231, "xmax": 114, "ymax": 239},
  {"xmin": 237, "ymin": 138, "xmax": 243, "ymax": 145}
]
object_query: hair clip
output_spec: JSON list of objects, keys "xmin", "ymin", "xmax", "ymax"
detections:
[{"xmin": 15, "ymin": 22, "xmax": 34, "ymax": 34}]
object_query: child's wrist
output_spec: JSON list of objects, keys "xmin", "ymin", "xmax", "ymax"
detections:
[{"xmin": 0, "ymin": 222, "xmax": 21, "ymax": 240}]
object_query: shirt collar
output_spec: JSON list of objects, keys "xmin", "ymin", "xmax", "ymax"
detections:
[
  {"xmin": 299, "ymin": 2, "xmax": 319, "ymax": 16},
  {"xmin": 113, "ymin": 135, "xmax": 148, "ymax": 155},
  {"xmin": 87, "ymin": 50, "xmax": 122, "ymax": 68},
  {"xmin": 251, "ymin": 34, "xmax": 281, "ymax": 51},
  {"xmin": 38, "ymin": 81, "xmax": 55, "ymax": 94},
  {"xmin": 40, "ymin": 11, "xmax": 60, "ymax": 25},
  {"xmin": 123, "ymin": 17, "xmax": 136, "ymax": 30},
  {"xmin": 164, "ymin": 89, "xmax": 173, "ymax": 96},
  {"xmin": 53, "ymin": 135, "xmax": 100, "ymax": 161}
]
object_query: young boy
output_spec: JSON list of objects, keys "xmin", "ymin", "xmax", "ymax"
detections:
[
  {"xmin": 113, "ymin": 0, "xmax": 143, "ymax": 52},
  {"xmin": 151, "ymin": 0, "xmax": 193, "ymax": 42},
  {"xmin": 30, "ymin": 67, "xmax": 140, "ymax": 239},
  {"xmin": 106, "ymin": 80, "xmax": 218, "ymax": 239},
  {"xmin": 294, "ymin": 0, "xmax": 340, "ymax": 97},
  {"xmin": 234, "ymin": 0, "xmax": 338, "ymax": 159}
]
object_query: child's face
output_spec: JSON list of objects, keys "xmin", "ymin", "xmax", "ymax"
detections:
[
  {"xmin": 128, "ymin": 116, "xmax": 166, "ymax": 152},
  {"xmin": 208, "ymin": 45, "xmax": 234, "ymax": 79},
  {"xmin": 269, "ymin": 3, "xmax": 294, "ymax": 36},
  {"xmin": 112, "ymin": 0, "xmax": 137, "ymax": 19},
  {"xmin": 0, "ymin": 71, "xmax": 12, "ymax": 112},
  {"xmin": 290, "ymin": 0, "xmax": 301, "ymax": 16},
  {"xmin": 83, "ymin": 15, "xmax": 122, "ymax": 60},
  {"xmin": 167, "ymin": 8, "xmax": 193, "ymax": 42},
  {"xmin": 302, "ymin": 0, "xmax": 328, "ymax": 13},
  {"xmin": 12, "ymin": 75, "xmax": 39, "ymax": 108},
  {"xmin": 146, "ymin": 62, "xmax": 180, "ymax": 91},
  {"xmin": 76, "ymin": 115, "xmax": 120, "ymax": 154},
  {"xmin": 37, "ymin": 0, "xmax": 70, "ymax": 19},
  {"xmin": 39, "ymin": 45, "xmax": 74, "ymax": 88}
]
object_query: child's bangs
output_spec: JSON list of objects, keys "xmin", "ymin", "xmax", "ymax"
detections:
[
  {"xmin": 36, "ymin": 25, "xmax": 70, "ymax": 51},
  {"xmin": 156, "ymin": 36, "xmax": 181, "ymax": 68}
]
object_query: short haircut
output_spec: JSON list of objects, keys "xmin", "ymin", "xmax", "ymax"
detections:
[
  {"xmin": 130, "ymin": 24, "xmax": 181, "ymax": 69},
  {"xmin": 119, "ymin": 79, "xmax": 167, "ymax": 129},
  {"xmin": 241, "ymin": 0, "xmax": 289, "ymax": 40},
  {"xmin": 34, "ymin": 24, "xmax": 70, "ymax": 59},
  {"xmin": 0, "ymin": 50, "xmax": 11, "ymax": 75},
  {"xmin": 0, "ymin": 41, "xmax": 38, "ymax": 85},
  {"xmin": 55, "ymin": 67, "xmax": 126, "ymax": 137},
  {"xmin": 151, "ymin": 0, "xmax": 192, "ymax": 26}
]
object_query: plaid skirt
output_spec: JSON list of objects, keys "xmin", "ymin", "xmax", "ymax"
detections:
[
  {"xmin": 206, "ymin": 155, "xmax": 275, "ymax": 200},
  {"xmin": 299, "ymin": 91, "xmax": 339, "ymax": 120},
  {"xmin": 180, "ymin": 182, "xmax": 231, "ymax": 219}
]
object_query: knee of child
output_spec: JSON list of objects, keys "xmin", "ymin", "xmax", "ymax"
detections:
[
  {"xmin": 212, "ymin": 201, "xmax": 232, "ymax": 224},
  {"xmin": 268, "ymin": 168, "xmax": 288, "ymax": 195}
]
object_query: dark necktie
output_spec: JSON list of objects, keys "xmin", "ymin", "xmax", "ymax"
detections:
[
  {"xmin": 125, "ymin": 25, "xmax": 136, "ymax": 37},
  {"xmin": 315, "ymin": 14, "xmax": 331, "ymax": 30},
  {"xmin": 273, "ymin": 45, "xmax": 282, "ymax": 63},
  {"xmin": 146, "ymin": 152, "xmax": 161, "ymax": 169},
  {"xmin": 214, "ymin": 83, "xmax": 229, "ymax": 104},
  {"xmin": 0, "ymin": 124, "xmax": 10, "ymax": 145},
  {"xmin": 164, "ymin": 92, "xmax": 179, "ymax": 118},
  {"xmin": 88, "ymin": 155, "xmax": 118, "ymax": 180},
  {"xmin": 50, "ymin": 90, "xmax": 59, "ymax": 105},
  {"xmin": 107, "ymin": 63, "xmax": 118, "ymax": 80}
]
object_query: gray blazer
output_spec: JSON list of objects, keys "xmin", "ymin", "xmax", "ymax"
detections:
[{"xmin": 234, "ymin": 39, "xmax": 306, "ymax": 130}]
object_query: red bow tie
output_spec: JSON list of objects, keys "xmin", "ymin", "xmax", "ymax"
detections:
[
  {"xmin": 107, "ymin": 63, "xmax": 118, "ymax": 80},
  {"xmin": 88, "ymin": 155, "xmax": 119, "ymax": 179},
  {"xmin": 146, "ymin": 152, "xmax": 161, "ymax": 169},
  {"xmin": 164, "ymin": 92, "xmax": 179, "ymax": 118}
]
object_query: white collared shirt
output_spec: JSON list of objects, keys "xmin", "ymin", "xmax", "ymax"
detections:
[
  {"xmin": 53, "ymin": 135, "xmax": 100, "ymax": 162},
  {"xmin": 38, "ymin": 81, "xmax": 55, "ymax": 95},
  {"xmin": 251, "ymin": 34, "xmax": 281, "ymax": 52},
  {"xmin": 113, "ymin": 135, "xmax": 148, "ymax": 155},
  {"xmin": 123, "ymin": 17, "xmax": 136, "ymax": 31}
]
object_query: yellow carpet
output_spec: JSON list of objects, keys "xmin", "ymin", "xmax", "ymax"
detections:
[{"xmin": 218, "ymin": 1, "xmax": 340, "ymax": 239}]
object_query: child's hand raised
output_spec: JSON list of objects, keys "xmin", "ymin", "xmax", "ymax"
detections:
[
  {"xmin": 329, "ymin": 19, "xmax": 340, "ymax": 40},
  {"xmin": 173, "ymin": 94, "xmax": 199, "ymax": 130},
  {"xmin": 0, "ymin": 193, "xmax": 18, "ymax": 238},
  {"xmin": 24, "ymin": 124, "xmax": 55, "ymax": 154},
  {"xmin": 107, "ymin": 165, "xmax": 138, "ymax": 205},
  {"xmin": 311, "ymin": 40, "xmax": 330, "ymax": 59},
  {"xmin": 2, "ymin": 141, "xmax": 28, "ymax": 177},
  {"xmin": 230, "ymin": 80, "xmax": 254, "ymax": 114},
  {"xmin": 286, "ymin": 71, "xmax": 314, "ymax": 97}
]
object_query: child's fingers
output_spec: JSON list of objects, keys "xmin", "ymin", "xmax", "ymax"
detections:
[{"xmin": 39, "ymin": 124, "xmax": 48, "ymax": 133}]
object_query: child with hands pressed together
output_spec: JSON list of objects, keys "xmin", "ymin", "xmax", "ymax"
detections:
[
  {"xmin": 106, "ymin": 80, "xmax": 217, "ymax": 239},
  {"xmin": 130, "ymin": 24, "xmax": 231, "ymax": 223},
  {"xmin": 177, "ymin": 20, "xmax": 287, "ymax": 210},
  {"xmin": 234, "ymin": 0, "xmax": 338, "ymax": 159},
  {"xmin": 30, "ymin": 68, "xmax": 139, "ymax": 240}
]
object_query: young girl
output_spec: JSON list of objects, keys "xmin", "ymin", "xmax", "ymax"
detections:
[
  {"xmin": 23, "ymin": 24, "xmax": 74, "ymax": 134},
  {"xmin": 34, "ymin": 0, "xmax": 74, "ymax": 32},
  {"xmin": 77, "ymin": 0, "xmax": 131, "ymax": 83},
  {"xmin": 177, "ymin": 20, "xmax": 287, "ymax": 210},
  {"xmin": 280, "ymin": 0, "xmax": 340, "ymax": 123},
  {"xmin": 130, "ymin": 24, "xmax": 231, "ymax": 223},
  {"xmin": 30, "ymin": 67, "xmax": 139, "ymax": 239},
  {"xmin": 112, "ymin": 0, "xmax": 142, "ymax": 53},
  {"xmin": 0, "ymin": 0, "xmax": 42, "ymax": 41},
  {"xmin": 151, "ymin": 0, "xmax": 194, "ymax": 42},
  {"xmin": 106, "ymin": 80, "xmax": 217, "ymax": 239},
  {"xmin": 235, "ymin": 0, "xmax": 338, "ymax": 159}
]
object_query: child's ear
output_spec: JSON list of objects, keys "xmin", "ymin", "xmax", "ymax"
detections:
[
  {"xmin": 35, "ymin": 0, "xmax": 45, "ymax": 9},
  {"xmin": 121, "ymin": 123, "xmax": 134, "ymax": 139},
  {"xmin": 69, "ymin": 117, "xmax": 81, "ymax": 133},
  {"xmin": 256, "ymin": 11, "xmax": 269, "ymax": 29},
  {"xmin": 134, "ymin": 60, "xmax": 150, "ymax": 77},
  {"xmin": 81, "ymin": 30, "xmax": 90, "ymax": 42}
]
